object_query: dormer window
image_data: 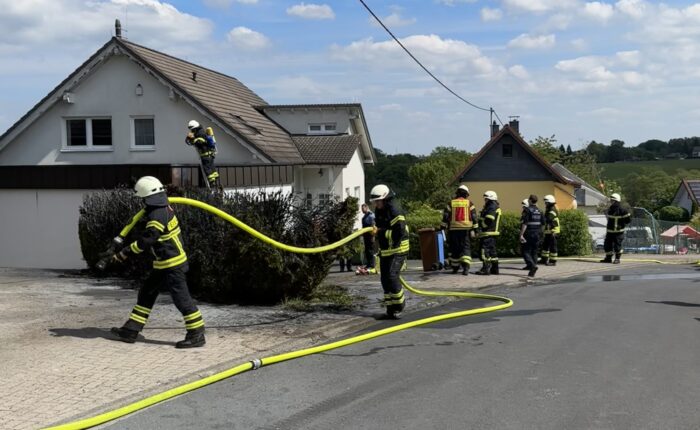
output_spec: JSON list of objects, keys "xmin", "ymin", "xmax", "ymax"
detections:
[
  {"xmin": 502, "ymin": 143, "xmax": 513, "ymax": 158},
  {"xmin": 308, "ymin": 123, "xmax": 337, "ymax": 134}
]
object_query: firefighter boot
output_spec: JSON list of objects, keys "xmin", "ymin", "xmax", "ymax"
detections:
[
  {"xmin": 461, "ymin": 263, "xmax": 469, "ymax": 276},
  {"xmin": 176, "ymin": 328, "xmax": 206, "ymax": 349},
  {"xmin": 386, "ymin": 302, "xmax": 405, "ymax": 319},
  {"xmin": 475, "ymin": 263, "xmax": 491, "ymax": 276},
  {"xmin": 490, "ymin": 261, "xmax": 499, "ymax": 275},
  {"xmin": 539, "ymin": 257, "xmax": 548, "ymax": 265},
  {"xmin": 452, "ymin": 265, "xmax": 460, "ymax": 274},
  {"xmin": 110, "ymin": 326, "xmax": 138, "ymax": 344},
  {"xmin": 600, "ymin": 256, "xmax": 613, "ymax": 263},
  {"xmin": 527, "ymin": 266, "xmax": 538, "ymax": 278},
  {"xmin": 546, "ymin": 260, "xmax": 557, "ymax": 266},
  {"xmin": 613, "ymin": 255, "xmax": 621, "ymax": 264}
]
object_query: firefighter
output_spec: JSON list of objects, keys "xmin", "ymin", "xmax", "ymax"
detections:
[
  {"xmin": 601, "ymin": 193, "xmax": 631, "ymax": 264},
  {"xmin": 360, "ymin": 203, "xmax": 376, "ymax": 273},
  {"xmin": 520, "ymin": 194, "xmax": 544, "ymax": 278},
  {"xmin": 442, "ymin": 185, "xmax": 478, "ymax": 275},
  {"xmin": 110, "ymin": 176, "xmax": 205, "ymax": 349},
  {"xmin": 370, "ymin": 184, "xmax": 409, "ymax": 319},
  {"xmin": 475, "ymin": 190, "xmax": 501, "ymax": 276},
  {"xmin": 185, "ymin": 120, "xmax": 219, "ymax": 188},
  {"xmin": 540, "ymin": 194, "xmax": 560, "ymax": 266}
]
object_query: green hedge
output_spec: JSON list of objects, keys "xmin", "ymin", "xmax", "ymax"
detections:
[
  {"xmin": 79, "ymin": 187, "xmax": 358, "ymax": 305},
  {"xmin": 404, "ymin": 207, "xmax": 592, "ymax": 259}
]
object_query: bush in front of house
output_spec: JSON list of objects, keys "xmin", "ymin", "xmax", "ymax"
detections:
[
  {"xmin": 78, "ymin": 187, "xmax": 358, "ymax": 305},
  {"xmin": 655, "ymin": 205, "xmax": 690, "ymax": 222},
  {"xmin": 405, "ymin": 204, "xmax": 443, "ymax": 259}
]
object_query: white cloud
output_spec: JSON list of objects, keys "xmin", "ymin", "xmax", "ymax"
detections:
[
  {"xmin": 0, "ymin": 0, "xmax": 213, "ymax": 49},
  {"xmin": 503, "ymin": 0, "xmax": 577, "ymax": 13},
  {"xmin": 571, "ymin": 38, "xmax": 588, "ymax": 51},
  {"xmin": 435, "ymin": 0, "xmax": 477, "ymax": 5},
  {"xmin": 480, "ymin": 7, "xmax": 503, "ymax": 22},
  {"xmin": 226, "ymin": 26, "xmax": 270, "ymax": 50},
  {"xmin": 554, "ymin": 52, "xmax": 652, "ymax": 91},
  {"xmin": 509, "ymin": 65, "xmax": 530, "ymax": 79},
  {"xmin": 507, "ymin": 33, "xmax": 556, "ymax": 49},
  {"xmin": 203, "ymin": 0, "xmax": 258, "ymax": 8},
  {"xmin": 582, "ymin": 2, "xmax": 615, "ymax": 22},
  {"xmin": 286, "ymin": 3, "xmax": 335, "ymax": 20},
  {"xmin": 370, "ymin": 12, "xmax": 416, "ymax": 28},
  {"xmin": 615, "ymin": 50, "xmax": 641, "ymax": 67},
  {"xmin": 378, "ymin": 103, "xmax": 403, "ymax": 111},
  {"xmin": 331, "ymin": 35, "xmax": 503, "ymax": 78},
  {"xmin": 615, "ymin": 0, "xmax": 646, "ymax": 19}
]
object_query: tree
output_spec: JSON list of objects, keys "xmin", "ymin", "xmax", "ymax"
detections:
[
  {"xmin": 558, "ymin": 144, "xmax": 566, "ymax": 153},
  {"xmin": 619, "ymin": 168, "xmax": 678, "ymax": 212},
  {"xmin": 407, "ymin": 146, "xmax": 472, "ymax": 208},
  {"xmin": 365, "ymin": 148, "xmax": 420, "ymax": 201},
  {"xmin": 608, "ymin": 139, "xmax": 627, "ymax": 162},
  {"xmin": 530, "ymin": 135, "xmax": 562, "ymax": 164},
  {"xmin": 566, "ymin": 144, "xmax": 573, "ymax": 155}
]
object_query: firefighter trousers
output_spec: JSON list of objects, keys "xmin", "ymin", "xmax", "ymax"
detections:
[
  {"xmin": 542, "ymin": 234, "xmax": 558, "ymax": 261},
  {"xmin": 448, "ymin": 229, "xmax": 472, "ymax": 268},
  {"xmin": 604, "ymin": 232, "xmax": 624, "ymax": 258},
  {"xmin": 380, "ymin": 253, "xmax": 406, "ymax": 314},
  {"xmin": 480, "ymin": 236, "xmax": 498, "ymax": 263},
  {"xmin": 200, "ymin": 155, "xmax": 219, "ymax": 185},
  {"xmin": 124, "ymin": 265, "xmax": 204, "ymax": 333},
  {"xmin": 522, "ymin": 230, "xmax": 540, "ymax": 269}
]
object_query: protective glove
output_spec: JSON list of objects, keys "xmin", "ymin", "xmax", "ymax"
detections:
[{"xmin": 112, "ymin": 250, "xmax": 128, "ymax": 263}]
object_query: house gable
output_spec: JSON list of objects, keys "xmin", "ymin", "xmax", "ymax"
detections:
[{"xmin": 454, "ymin": 126, "xmax": 570, "ymax": 184}]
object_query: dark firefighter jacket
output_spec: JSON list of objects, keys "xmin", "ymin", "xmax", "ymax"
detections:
[
  {"xmin": 544, "ymin": 206, "xmax": 561, "ymax": 234},
  {"xmin": 478, "ymin": 201, "xmax": 502, "ymax": 237},
  {"xmin": 186, "ymin": 127, "xmax": 216, "ymax": 157},
  {"xmin": 120, "ymin": 193, "xmax": 188, "ymax": 270},
  {"xmin": 521, "ymin": 205, "xmax": 544, "ymax": 232},
  {"xmin": 375, "ymin": 200, "xmax": 409, "ymax": 256},
  {"xmin": 606, "ymin": 203, "xmax": 631, "ymax": 233}
]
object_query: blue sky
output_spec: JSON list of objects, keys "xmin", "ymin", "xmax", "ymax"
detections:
[{"xmin": 1, "ymin": 0, "xmax": 699, "ymax": 155}]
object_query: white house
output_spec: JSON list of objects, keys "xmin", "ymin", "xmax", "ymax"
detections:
[{"xmin": 0, "ymin": 26, "xmax": 375, "ymax": 269}]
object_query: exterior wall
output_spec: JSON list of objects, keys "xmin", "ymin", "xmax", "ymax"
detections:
[
  {"xmin": 0, "ymin": 189, "xmax": 87, "ymax": 269},
  {"xmin": 264, "ymin": 109, "xmax": 353, "ymax": 135},
  {"xmin": 0, "ymin": 54, "xmax": 257, "ymax": 166},
  {"xmin": 340, "ymin": 149, "xmax": 366, "ymax": 228},
  {"xmin": 460, "ymin": 135, "xmax": 556, "ymax": 182},
  {"xmin": 457, "ymin": 181, "xmax": 576, "ymax": 212},
  {"xmin": 672, "ymin": 187, "xmax": 693, "ymax": 214}
]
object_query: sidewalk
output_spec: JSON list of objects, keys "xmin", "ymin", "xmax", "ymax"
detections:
[{"xmin": 1, "ymin": 255, "xmax": 695, "ymax": 429}]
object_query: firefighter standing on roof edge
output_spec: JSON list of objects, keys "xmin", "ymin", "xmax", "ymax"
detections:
[
  {"xmin": 370, "ymin": 184, "xmax": 409, "ymax": 319},
  {"xmin": 601, "ymin": 193, "xmax": 631, "ymax": 264},
  {"xmin": 110, "ymin": 176, "xmax": 206, "ymax": 348},
  {"xmin": 185, "ymin": 120, "xmax": 219, "ymax": 188},
  {"xmin": 442, "ymin": 185, "xmax": 478, "ymax": 276},
  {"xmin": 540, "ymin": 194, "xmax": 560, "ymax": 266},
  {"xmin": 520, "ymin": 194, "xmax": 544, "ymax": 278},
  {"xmin": 475, "ymin": 191, "xmax": 501, "ymax": 276}
]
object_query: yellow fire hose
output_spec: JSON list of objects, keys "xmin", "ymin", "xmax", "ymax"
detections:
[{"xmin": 45, "ymin": 197, "xmax": 513, "ymax": 430}]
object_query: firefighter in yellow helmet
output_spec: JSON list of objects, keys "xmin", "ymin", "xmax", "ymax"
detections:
[
  {"xmin": 540, "ymin": 194, "xmax": 560, "ymax": 266},
  {"xmin": 601, "ymin": 193, "xmax": 631, "ymax": 264},
  {"xmin": 475, "ymin": 191, "xmax": 501, "ymax": 275},
  {"xmin": 442, "ymin": 185, "xmax": 478, "ymax": 275},
  {"xmin": 110, "ymin": 176, "xmax": 205, "ymax": 348},
  {"xmin": 185, "ymin": 120, "xmax": 219, "ymax": 188},
  {"xmin": 370, "ymin": 184, "xmax": 409, "ymax": 319}
]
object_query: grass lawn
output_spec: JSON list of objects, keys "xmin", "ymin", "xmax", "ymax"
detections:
[{"xmin": 600, "ymin": 159, "xmax": 700, "ymax": 180}]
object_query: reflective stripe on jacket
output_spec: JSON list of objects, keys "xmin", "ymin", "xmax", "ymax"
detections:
[{"xmin": 544, "ymin": 207, "xmax": 560, "ymax": 234}]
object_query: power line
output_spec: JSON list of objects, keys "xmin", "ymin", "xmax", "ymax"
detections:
[{"xmin": 358, "ymin": 0, "xmax": 499, "ymax": 118}]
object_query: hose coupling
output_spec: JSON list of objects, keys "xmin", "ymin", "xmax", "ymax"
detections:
[{"xmin": 250, "ymin": 358, "xmax": 262, "ymax": 370}]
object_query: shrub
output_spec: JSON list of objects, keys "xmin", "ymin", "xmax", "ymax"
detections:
[
  {"xmin": 405, "ymin": 204, "xmax": 443, "ymax": 259},
  {"xmin": 655, "ymin": 205, "xmax": 690, "ymax": 222},
  {"xmin": 78, "ymin": 187, "xmax": 358, "ymax": 305}
]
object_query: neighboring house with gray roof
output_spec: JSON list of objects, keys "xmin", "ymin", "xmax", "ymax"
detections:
[
  {"xmin": 0, "ymin": 24, "xmax": 375, "ymax": 269},
  {"xmin": 551, "ymin": 163, "xmax": 608, "ymax": 214},
  {"xmin": 671, "ymin": 179, "xmax": 700, "ymax": 215}
]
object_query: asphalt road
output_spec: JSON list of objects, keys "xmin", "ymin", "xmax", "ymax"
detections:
[{"xmin": 105, "ymin": 265, "xmax": 700, "ymax": 430}]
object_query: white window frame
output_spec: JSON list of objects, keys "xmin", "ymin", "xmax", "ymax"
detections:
[
  {"xmin": 130, "ymin": 116, "xmax": 156, "ymax": 151},
  {"xmin": 308, "ymin": 123, "xmax": 338, "ymax": 135},
  {"xmin": 61, "ymin": 117, "xmax": 113, "ymax": 152}
]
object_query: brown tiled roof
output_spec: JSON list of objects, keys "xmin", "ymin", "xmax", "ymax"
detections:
[
  {"xmin": 292, "ymin": 134, "xmax": 361, "ymax": 165},
  {"xmin": 117, "ymin": 39, "xmax": 303, "ymax": 164},
  {"xmin": 257, "ymin": 103, "xmax": 362, "ymax": 110}
]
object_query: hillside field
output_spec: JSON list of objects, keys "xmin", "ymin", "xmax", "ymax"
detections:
[{"xmin": 599, "ymin": 159, "xmax": 700, "ymax": 180}]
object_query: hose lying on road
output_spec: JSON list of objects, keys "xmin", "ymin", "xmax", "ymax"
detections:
[{"xmin": 45, "ymin": 197, "xmax": 512, "ymax": 430}]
